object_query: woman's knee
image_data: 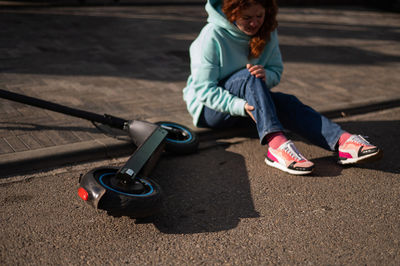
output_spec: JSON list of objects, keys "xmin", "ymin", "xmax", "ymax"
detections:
[
  {"xmin": 220, "ymin": 68, "xmax": 249, "ymax": 84},
  {"xmin": 222, "ymin": 68, "xmax": 268, "ymax": 99},
  {"xmin": 225, "ymin": 68, "xmax": 266, "ymax": 85},
  {"xmin": 234, "ymin": 68, "xmax": 252, "ymax": 78}
]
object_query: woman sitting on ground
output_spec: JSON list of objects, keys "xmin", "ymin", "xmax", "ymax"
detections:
[{"xmin": 183, "ymin": 0, "xmax": 382, "ymax": 175}]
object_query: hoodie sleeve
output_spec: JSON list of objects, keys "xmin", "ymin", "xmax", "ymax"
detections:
[
  {"xmin": 262, "ymin": 30, "xmax": 284, "ymax": 89},
  {"xmin": 189, "ymin": 29, "xmax": 247, "ymax": 117}
]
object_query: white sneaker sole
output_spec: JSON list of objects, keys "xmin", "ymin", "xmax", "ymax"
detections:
[
  {"xmin": 265, "ymin": 158, "xmax": 313, "ymax": 175},
  {"xmin": 338, "ymin": 149, "xmax": 382, "ymax": 165}
]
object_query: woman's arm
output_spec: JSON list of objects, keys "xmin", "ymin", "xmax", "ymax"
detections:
[
  {"xmin": 189, "ymin": 33, "xmax": 247, "ymax": 117},
  {"xmin": 260, "ymin": 30, "xmax": 284, "ymax": 88}
]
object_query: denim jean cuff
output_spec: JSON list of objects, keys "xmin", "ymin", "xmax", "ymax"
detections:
[{"xmin": 330, "ymin": 129, "xmax": 346, "ymax": 151}]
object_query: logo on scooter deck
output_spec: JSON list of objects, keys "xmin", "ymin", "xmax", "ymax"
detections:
[
  {"xmin": 121, "ymin": 168, "xmax": 135, "ymax": 176},
  {"xmin": 99, "ymin": 173, "xmax": 154, "ymax": 197},
  {"xmin": 162, "ymin": 123, "xmax": 193, "ymax": 143}
]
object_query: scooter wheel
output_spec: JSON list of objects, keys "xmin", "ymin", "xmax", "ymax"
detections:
[
  {"xmin": 82, "ymin": 167, "xmax": 162, "ymax": 218},
  {"xmin": 156, "ymin": 121, "xmax": 199, "ymax": 155}
]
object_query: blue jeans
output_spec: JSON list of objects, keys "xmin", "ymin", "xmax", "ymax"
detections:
[{"xmin": 198, "ymin": 69, "xmax": 344, "ymax": 151}]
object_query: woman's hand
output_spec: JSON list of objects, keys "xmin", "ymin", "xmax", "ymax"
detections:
[
  {"xmin": 247, "ymin": 64, "xmax": 266, "ymax": 81},
  {"xmin": 245, "ymin": 102, "xmax": 256, "ymax": 122}
]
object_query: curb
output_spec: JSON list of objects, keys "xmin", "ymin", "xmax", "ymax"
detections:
[
  {"xmin": 319, "ymin": 98, "xmax": 400, "ymax": 119},
  {"xmin": 1, "ymin": 97, "xmax": 400, "ymax": 176},
  {"xmin": 0, "ymin": 137, "xmax": 134, "ymax": 176}
]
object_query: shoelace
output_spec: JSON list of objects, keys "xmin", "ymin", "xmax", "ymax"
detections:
[
  {"xmin": 283, "ymin": 143, "xmax": 306, "ymax": 162},
  {"xmin": 349, "ymin": 135, "xmax": 371, "ymax": 146}
]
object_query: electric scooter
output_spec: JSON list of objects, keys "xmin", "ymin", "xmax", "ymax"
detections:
[{"xmin": 0, "ymin": 89, "xmax": 199, "ymax": 217}]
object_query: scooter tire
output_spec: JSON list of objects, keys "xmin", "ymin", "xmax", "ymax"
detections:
[
  {"xmin": 156, "ymin": 121, "xmax": 199, "ymax": 155},
  {"xmin": 85, "ymin": 167, "xmax": 163, "ymax": 218}
]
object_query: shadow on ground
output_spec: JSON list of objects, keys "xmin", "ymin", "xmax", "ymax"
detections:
[
  {"xmin": 151, "ymin": 146, "xmax": 260, "ymax": 234},
  {"xmin": 1, "ymin": 7, "xmax": 399, "ymax": 80},
  {"xmin": 145, "ymin": 118, "xmax": 399, "ymax": 234}
]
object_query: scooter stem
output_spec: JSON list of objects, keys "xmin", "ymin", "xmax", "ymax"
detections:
[
  {"xmin": 115, "ymin": 120, "xmax": 168, "ymax": 183},
  {"xmin": 0, "ymin": 89, "xmax": 127, "ymax": 130}
]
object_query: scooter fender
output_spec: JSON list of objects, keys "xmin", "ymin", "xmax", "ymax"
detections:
[{"xmin": 78, "ymin": 168, "xmax": 108, "ymax": 209}]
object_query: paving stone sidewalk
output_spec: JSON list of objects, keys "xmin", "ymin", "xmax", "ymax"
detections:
[{"xmin": 0, "ymin": 3, "xmax": 399, "ymax": 174}]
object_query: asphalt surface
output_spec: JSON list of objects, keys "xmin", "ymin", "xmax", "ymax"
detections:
[
  {"xmin": 0, "ymin": 3, "xmax": 399, "ymax": 175},
  {"xmin": 1, "ymin": 107, "xmax": 399, "ymax": 264},
  {"xmin": 1, "ymin": 2, "xmax": 400, "ymax": 264}
]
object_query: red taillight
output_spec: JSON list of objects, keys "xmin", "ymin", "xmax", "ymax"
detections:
[{"xmin": 78, "ymin": 187, "xmax": 89, "ymax": 201}]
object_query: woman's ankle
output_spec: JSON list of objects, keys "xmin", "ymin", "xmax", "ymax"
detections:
[
  {"xmin": 266, "ymin": 131, "xmax": 287, "ymax": 149},
  {"xmin": 338, "ymin": 132, "xmax": 352, "ymax": 147}
]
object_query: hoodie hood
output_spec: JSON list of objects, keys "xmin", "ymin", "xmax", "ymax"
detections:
[{"xmin": 205, "ymin": 0, "xmax": 250, "ymax": 40}]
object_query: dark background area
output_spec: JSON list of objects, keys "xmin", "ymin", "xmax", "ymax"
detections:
[
  {"xmin": 3, "ymin": 0, "xmax": 400, "ymax": 11},
  {"xmin": 280, "ymin": 0, "xmax": 400, "ymax": 11}
]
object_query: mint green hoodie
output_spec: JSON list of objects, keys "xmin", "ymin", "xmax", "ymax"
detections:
[{"xmin": 183, "ymin": 0, "xmax": 284, "ymax": 126}]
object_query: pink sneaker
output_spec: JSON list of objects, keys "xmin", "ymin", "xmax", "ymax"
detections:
[
  {"xmin": 338, "ymin": 135, "xmax": 382, "ymax": 165},
  {"xmin": 265, "ymin": 140, "xmax": 314, "ymax": 175}
]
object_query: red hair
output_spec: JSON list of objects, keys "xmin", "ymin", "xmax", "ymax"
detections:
[{"xmin": 222, "ymin": 0, "xmax": 278, "ymax": 58}]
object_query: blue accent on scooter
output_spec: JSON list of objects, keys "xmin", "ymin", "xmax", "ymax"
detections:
[
  {"xmin": 99, "ymin": 173, "xmax": 154, "ymax": 197},
  {"xmin": 162, "ymin": 123, "xmax": 192, "ymax": 143}
]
